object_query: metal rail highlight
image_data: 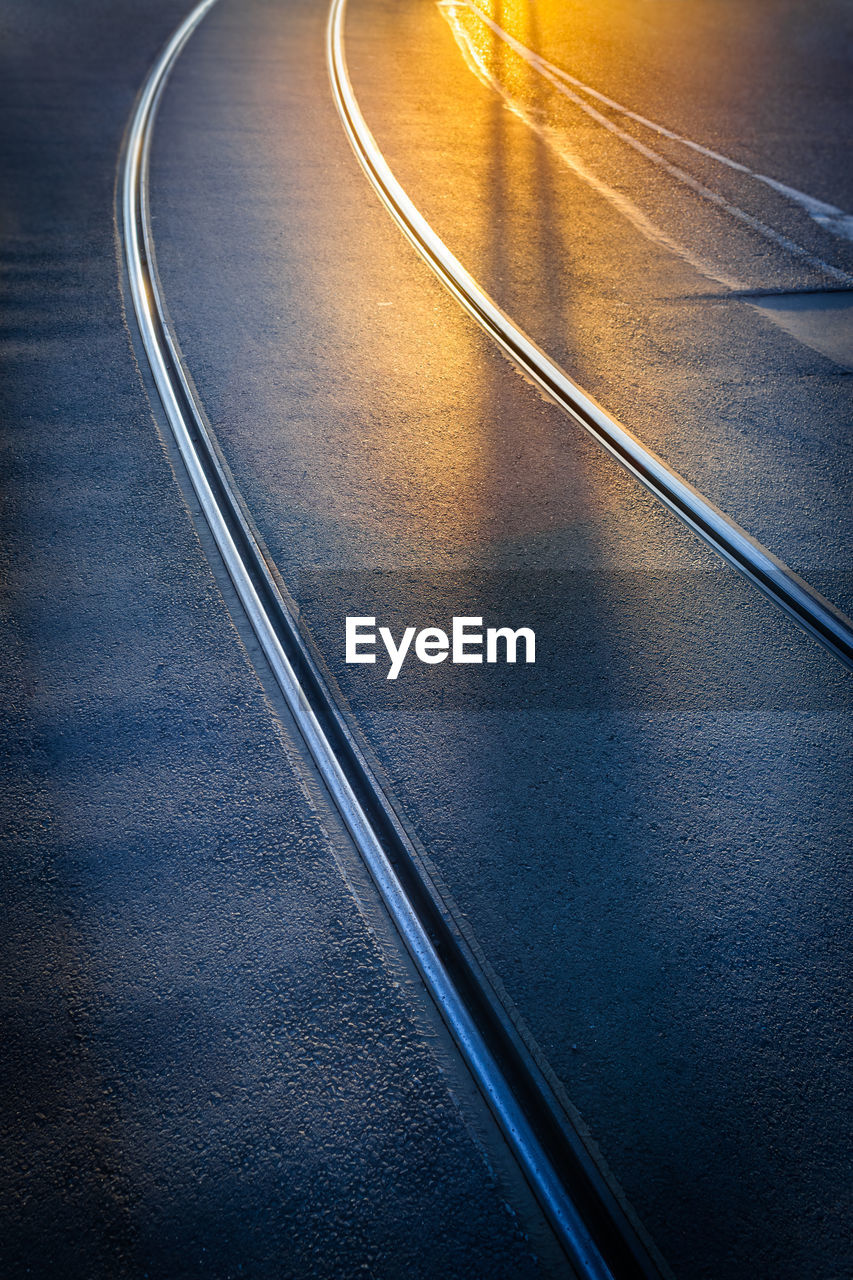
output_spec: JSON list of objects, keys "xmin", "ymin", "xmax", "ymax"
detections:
[
  {"xmin": 327, "ymin": 0, "xmax": 853, "ymax": 671},
  {"xmin": 122, "ymin": 3, "xmax": 667, "ymax": 1277}
]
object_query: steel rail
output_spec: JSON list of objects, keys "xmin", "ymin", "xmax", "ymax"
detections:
[
  {"xmin": 327, "ymin": 0, "xmax": 853, "ymax": 670},
  {"xmin": 122, "ymin": 4, "xmax": 668, "ymax": 1278}
]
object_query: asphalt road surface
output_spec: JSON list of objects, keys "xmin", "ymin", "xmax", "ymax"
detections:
[
  {"xmin": 3, "ymin": 1, "xmax": 852, "ymax": 1278},
  {"xmin": 0, "ymin": 3, "xmax": 564, "ymax": 1278}
]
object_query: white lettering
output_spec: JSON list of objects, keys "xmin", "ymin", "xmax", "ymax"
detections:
[
  {"xmin": 379, "ymin": 625, "xmax": 416, "ymax": 680},
  {"xmin": 415, "ymin": 627, "xmax": 449, "ymax": 663},
  {"xmin": 346, "ymin": 616, "xmax": 535, "ymax": 675},
  {"xmin": 346, "ymin": 616, "xmax": 376, "ymax": 663},
  {"xmin": 452, "ymin": 616, "xmax": 483, "ymax": 663},
  {"xmin": 486, "ymin": 626, "xmax": 535, "ymax": 664}
]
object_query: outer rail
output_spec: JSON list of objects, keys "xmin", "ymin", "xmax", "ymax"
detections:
[
  {"xmin": 121, "ymin": 3, "xmax": 668, "ymax": 1278},
  {"xmin": 327, "ymin": 0, "xmax": 853, "ymax": 670}
]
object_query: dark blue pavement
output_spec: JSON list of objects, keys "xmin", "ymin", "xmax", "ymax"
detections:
[
  {"xmin": 146, "ymin": 2, "xmax": 853, "ymax": 1277},
  {"xmin": 0, "ymin": 3, "xmax": 562, "ymax": 1276}
]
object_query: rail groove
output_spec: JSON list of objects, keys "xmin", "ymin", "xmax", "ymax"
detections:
[
  {"xmin": 328, "ymin": 0, "xmax": 853, "ymax": 671},
  {"xmin": 121, "ymin": 2, "xmax": 667, "ymax": 1278}
]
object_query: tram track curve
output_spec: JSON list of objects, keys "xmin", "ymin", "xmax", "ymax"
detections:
[
  {"xmin": 327, "ymin": 0, "xmax": 853, "ymax": 671},
  {"xmin": 121, "ymin": 0, "xmax": 852, "ymax": 1274},
  {"xmin": 119, "ymin": 2, "xmax": 667, "ymax": 1277}
]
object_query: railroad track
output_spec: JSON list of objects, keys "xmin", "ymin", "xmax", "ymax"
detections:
[
  {"xmin": 121, "ymin": 1, "xmax": 852, "ymax": 1277},
  {"xmin": 327, "ymin": 0, "xmax": 853, "ymax": 671}
]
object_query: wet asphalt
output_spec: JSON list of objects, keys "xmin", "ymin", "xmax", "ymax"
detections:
[{"xmin": 146, "ymin": 1, "xmax": 852, "ymax": 1277}]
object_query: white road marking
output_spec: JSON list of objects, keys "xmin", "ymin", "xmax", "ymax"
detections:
[
  {"xmin": 331, "ymin": 0, "xmax": 853, "ymax": 673},
  {"xmin": 439, "ymin": 0, "xmax": 853, "ymax": 284},
  {"xmin": 438, "ymin": 1, "xmax": 744, "ymax": 291}
]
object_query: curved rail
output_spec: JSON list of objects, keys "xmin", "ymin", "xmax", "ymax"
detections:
[
  {"xmin": 121, "ymin": 3, "xmax": 667, "ymax": 1278},
  {"xmin": 327, "ymin": 0, "xmax": 853, "ymax": 670}
]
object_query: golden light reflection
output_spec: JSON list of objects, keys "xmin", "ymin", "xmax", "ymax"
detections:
[
  {"xmin": 442, "ymin": 0, "xmax": 544, "ymax": 105},
  {"xmin": 313, "ymin": 0, "xmax": 609, "ymax": 561}
]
